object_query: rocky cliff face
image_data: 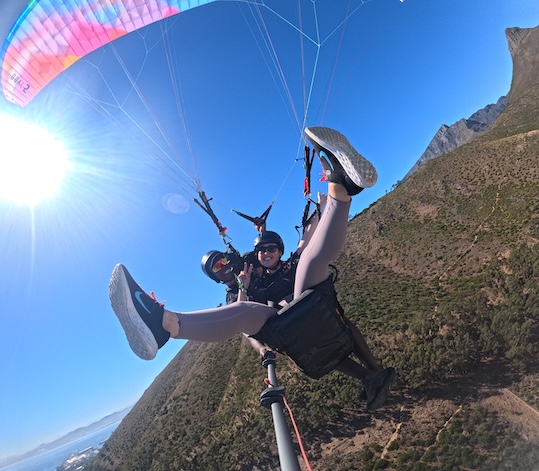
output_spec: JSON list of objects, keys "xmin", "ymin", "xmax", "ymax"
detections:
[
  {"xmin": 401, "ymin": 25, "xmax": 539, "ymax": 182},
  {"xmin": 506, "ymin": 26, "xmax": 531, "ymax": 55},
  {"xmin": 505, "ymin": 26, "xmax": 539, "ymax": 101},
  {"xmin": 487, "ymin": 26, "xmax": 539, "ymax": 139},
  {"xmin": 403, "ymin": 95, "xmax": 507, "ymax": 181}
]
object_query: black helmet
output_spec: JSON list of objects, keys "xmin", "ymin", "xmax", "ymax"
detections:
[
  {"xmin": 254, "ymin": 231, "xmax": 284, "ymax": 253},
  {"xmin": 201, "ymin": 250, "xmax": 228, "ymax": 283}
]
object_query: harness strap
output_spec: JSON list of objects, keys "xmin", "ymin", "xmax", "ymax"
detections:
[
  {"xmin": 194, "ymin": 190, "xmax": 230, "ymax": 243},
  {"xmin": 303, "ymin": 146, "xmax": 315, "ymax": 197},
  {"xmin": 294, "ymin": 146, "xmax": 320, "ymax": 235},
  {"xmin": 232, "ymin": 203, "xmax": 273, "ymax": 230}
]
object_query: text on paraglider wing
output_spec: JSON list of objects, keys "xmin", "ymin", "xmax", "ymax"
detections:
[{"xmin": 10, "ymin": 72, "xmax": 30, "ymax": 93}]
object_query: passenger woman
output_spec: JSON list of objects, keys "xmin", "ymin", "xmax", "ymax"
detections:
[{"xmin": 110, "ymin": 126, "xmax": 395, "ymax": 410}]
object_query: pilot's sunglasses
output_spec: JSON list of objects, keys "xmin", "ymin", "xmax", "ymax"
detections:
[
  {"xmin": 257, "ymin": 245, "xmax": 279, "ymax": 254},
  {"xmin": 212, "ymin": 257, "xmax": 229, "ymax": 273}
]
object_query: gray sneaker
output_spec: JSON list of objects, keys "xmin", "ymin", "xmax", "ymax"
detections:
[
  {"xmin": 109, "ymin": 264, "xmax": 170, "ymax": 360},
  {"xmin": 305, "ymin": 126, "xmax": 378, "ymax": 195},
  {"xmin": 361, "ymin": 367, "xmax": 396, "ymax": 411}
]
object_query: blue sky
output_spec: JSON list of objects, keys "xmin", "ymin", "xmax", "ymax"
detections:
[{"xmin": 1, "ymin": 0, "xmax": 538, "ymax": 461}]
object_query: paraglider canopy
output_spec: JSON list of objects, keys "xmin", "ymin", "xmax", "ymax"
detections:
[
  {"xmin": 0, "ymin": 0, "xmax": 216, "ymax": 107},
  {"xmin": 0, "ymin": 0, "xmax": 392, "ymax": 218}
]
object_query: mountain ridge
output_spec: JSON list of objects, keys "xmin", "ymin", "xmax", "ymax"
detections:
[{"xmin": 402, "ymin": 95, "xmax": 507, "ymax": 182}]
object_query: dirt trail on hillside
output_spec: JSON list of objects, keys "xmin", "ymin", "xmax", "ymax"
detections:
[{"xmin": 481, "ymin": 388, "xmax": 539, "ymax": 443}]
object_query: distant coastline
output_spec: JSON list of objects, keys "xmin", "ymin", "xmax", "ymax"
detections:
[
  {"xmin": 0, "ymin": 422, "xmax": 119, "ymax": 471},
  {"xmin": 0, "ymin": 406, "xmax": 132, "ymax": 469}
]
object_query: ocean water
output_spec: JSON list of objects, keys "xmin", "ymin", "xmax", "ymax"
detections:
[{"xmin": 0, "ymin": 422, "xmax": 119, "ymax": 471}]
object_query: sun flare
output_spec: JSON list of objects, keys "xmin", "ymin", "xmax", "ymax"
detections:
[{"xmin": 0, "ymin": 114, "xmax": 71, "ymax": 207}]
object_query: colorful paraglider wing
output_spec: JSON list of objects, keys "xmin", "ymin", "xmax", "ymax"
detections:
[{"xmin": 0, "ymin": 0, "xmax": 216, "ymax": 107}]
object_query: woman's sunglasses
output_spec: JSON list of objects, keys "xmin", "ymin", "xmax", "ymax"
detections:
[{"xmin": 257, "ymin": 245, "xmax": 279, "ymax": 254}]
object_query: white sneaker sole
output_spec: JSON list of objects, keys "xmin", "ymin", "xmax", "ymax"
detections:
[
  {"xmin": 305, "ymin": 126, "xmax": 378, "ymax": 188},
  {"xmin": 109, "ymin": 264, "xmax": 158, "ymax": 360}
]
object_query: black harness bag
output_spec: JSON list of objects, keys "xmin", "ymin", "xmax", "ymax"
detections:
[{"xmin": 251, "ymin": 277, "xmax": 354, "ymax": 379}]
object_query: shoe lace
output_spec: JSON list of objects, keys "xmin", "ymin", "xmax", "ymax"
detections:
[
  {"xmin": 150, "ymin": 291, "xmax": 165, "ymax": 307},
  {"xmin": 318, "ymin": 155, "xmax": 331, "ymax": 182}
]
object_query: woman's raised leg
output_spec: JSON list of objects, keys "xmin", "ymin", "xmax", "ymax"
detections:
[{"xmin": 109, "ymin": 263, "xmax": 277, "ymax": 360}]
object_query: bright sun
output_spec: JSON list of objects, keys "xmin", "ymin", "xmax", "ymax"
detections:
[{"xmin": 0, "ymin": 114, "xmax": 71, "ymax": 207}]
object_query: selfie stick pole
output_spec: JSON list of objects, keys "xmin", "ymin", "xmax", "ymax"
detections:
[{"xmin": 260, "ymin": 352, "xmax": 301, "ymax": 471}]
